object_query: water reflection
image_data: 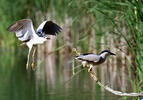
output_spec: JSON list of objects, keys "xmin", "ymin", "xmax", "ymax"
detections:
[{"xmin": 0, "ymin": 48, "xmax": 121, "ymax": 100}]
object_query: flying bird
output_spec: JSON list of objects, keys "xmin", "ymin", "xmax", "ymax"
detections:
[
  {"xmin": 75, "ymin": 50, "xmax": 115, "ymax": 72},
  {"xmin": 7, "ymin": 19, "xmax": 62, "ymax": 69}
]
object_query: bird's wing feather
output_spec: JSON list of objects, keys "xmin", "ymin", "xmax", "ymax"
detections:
[
  {"xmin": 42, "ymin": 21, "xmax": 62, "ymax": 35},
  {"xmin": 41, "ymin": 21, "xmax": 62, "ymax": 35},
  {"xmin": 7, "ymin": 19, "xmax": 36, "ymax": 42},
  {"xmin": 76, "ymin": 54, "xmax": 100, "ymax": 62}
]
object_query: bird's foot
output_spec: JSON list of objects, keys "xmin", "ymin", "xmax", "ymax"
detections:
[
  {"xmin": 88, "ymin": 67, "xmax": 92, "ymax": 73},
  {"xmin": 46, "ymin": 37, "xmax": 50, "ymax": 40},
  {"xmin": 83, "ymin": 65, "xmax": 86, "ymax": 68},
  {"xmin": 26, "ymin": 63, "xmax": 29, "ymax": 70},
  {"xmin": 88, "ymin": 64, "xmax": 93, "ymax": 72},
  {"xmin": 82, "ymin": 61, "xmax": 87, "ymax": 68},
  {"xmin": 31, "ymin": 63, "xmax": 34, "ymax": 70},
  {"xmin": 20, "ymin": 43, "xmax": 26, "ymax": 46}
]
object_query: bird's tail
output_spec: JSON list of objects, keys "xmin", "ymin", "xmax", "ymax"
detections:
[
  {"xmin": 45, "ymin": 37, "xmax": 50, "ymax": 40},
  {"xmin": 75, "ymin": 56, "xmax": 81, "ymax": 60},
  {"xmin": 75, "ymin": 56, "xmax": 78, "ymax": 60},
  {"xmin": 19, "ymin": 43, "xmax": 26, "ymax": 46}
]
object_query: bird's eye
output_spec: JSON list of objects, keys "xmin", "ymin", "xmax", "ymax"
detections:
[
  {"xmin": 37, "ymin": 32, "xmax": 41, "ymax": 34},
  {"xmin": 37, "ymin": 31, "xmax": 43, "ymax": 37}
]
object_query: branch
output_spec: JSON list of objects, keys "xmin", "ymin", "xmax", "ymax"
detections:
[
  {"xmin": 89, "ymin": 71, "xmax": 143, "ymax": 97},
  {"xmin": 73, "ymin": 48, "xmax": 143, "ymax": 97}
]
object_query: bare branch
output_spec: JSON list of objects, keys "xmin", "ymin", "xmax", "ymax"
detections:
[
  {"xmin": 89, "ymin": 72, "xmax": 143, "ymax": 97},
  {"xmin": 73, "ymin": 48, "xmax": 143, "ymax": 97}
]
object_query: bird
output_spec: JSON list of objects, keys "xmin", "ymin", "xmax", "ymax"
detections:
[
  {"xmin": 7, "ymin": 19, "xmax": 62, "ymax": 69},
  {"xmin": 75, "ymin": 50, "xmax": 115, "ymax": 72}
]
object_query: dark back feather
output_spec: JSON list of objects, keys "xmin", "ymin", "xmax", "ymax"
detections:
[
  {"xmin": 99, "ymin": 50, "xmax": 110, "ymax": 55},
  {"xmin": 75, "ymin": 53, "xmax": 92, "ymax": 58},
  {"xmin": 80, "ymin": 53, "xmax": 93, "ymax": 56},
  {"xmin": 42, "ymin": 21, "xmax": 62, "ymax": 35}
]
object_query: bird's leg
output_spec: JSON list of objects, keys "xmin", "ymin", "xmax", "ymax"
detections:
[
  {"xmin": 31, "ymin": 46, "xmax": 37, "ymax": 70},
  {"xmin": 20, "ymin": 43, "xmax": 26, "ymax": 46},
  {"xmin": 88, "ymin": 64, "xmax": 93, "ymax": 72},
  {"xmin": 26, "ymin": 46, "xmax": 33, "ymax": 70},
  {"xmin": 82, "ymin": 61, "xmax": 87, "ymax": 68}
]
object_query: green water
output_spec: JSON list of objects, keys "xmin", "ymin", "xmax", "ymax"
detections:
[{"xmin": 0, "ymin": 48, "xmax": 120, "ymax": 100}]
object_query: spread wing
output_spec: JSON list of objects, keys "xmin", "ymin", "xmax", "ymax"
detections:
[
  {"xmin": 42, "ymin": 21, "xmax": 62, "ymax": 35},
  {"xmin": 7, "ymin": 19, "xmax": 36, "ymax": 42},
  {"xmin": 36, "ymin": 21, "xmax": 62, "ymax": 37},
  {"xmin": 76, "ymin": 54, "xmax": 100, "ymax": 62}
]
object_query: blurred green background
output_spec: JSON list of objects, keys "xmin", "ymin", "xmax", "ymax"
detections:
[{"xmin": 0, "ymin": 0, "xmax": 143, "ymax": 100}]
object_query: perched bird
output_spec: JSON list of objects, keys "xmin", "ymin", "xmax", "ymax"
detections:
[
  {"xmin": 75, "ymin": 50, "xmax": 115, "ymax": 72},
  {"xmin": 7, "ymin": 19, "xmax": 62, "ymax": 69}
]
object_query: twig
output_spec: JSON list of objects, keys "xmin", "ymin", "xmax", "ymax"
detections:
[
  {"xmin": 64, "ymin": 68, "xmax": 86, "ymax": 84},
  {"xmin": 89, "ymin": 71, "xmax": 143, "ymax": 97},
  {"xmin": 73, "ymin": 48, "xmax": 143, "ymax": 97}
]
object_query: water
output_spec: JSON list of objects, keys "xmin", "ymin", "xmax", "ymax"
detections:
[{"xmin": 0, "ymin": 48, "xmax": 121, "ymax": 100}]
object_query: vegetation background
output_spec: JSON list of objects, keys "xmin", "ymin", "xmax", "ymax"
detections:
[{"xmin": 0, "ymin": 0, "xmax": 142, "ymax": 100}]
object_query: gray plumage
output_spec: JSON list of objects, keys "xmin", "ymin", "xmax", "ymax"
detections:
[
  {"xmin": 7, "ymin": 19, "xmax": 33, "ymax": 42},
  {"xmin": 75, "ymin": 50, "xmax": 115, "ymax": 65},
  {"xmin": 76, "ymin": 54, "xmax": 100, "ymax": 63},
  {"xmin": 75, "ymin": 50, "xmax": 115, "ymax": 72}
]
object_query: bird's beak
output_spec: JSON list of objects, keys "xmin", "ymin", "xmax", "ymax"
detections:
[
  {"xmin": 110, "ymin": 52, "xmax": 115, "ymax": 56},
  {"xmin": 46, "ymin": 37, "xmax": 50, "ymax": 40}
]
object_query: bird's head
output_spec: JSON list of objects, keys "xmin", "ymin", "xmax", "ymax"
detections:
[
  {"xmin": 36, "ymin": 29, "xmax": 43, "ymax": 37},
  {"xmin": 99, "ymin": 50, "xmax": 115, "ymax": 58}
]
